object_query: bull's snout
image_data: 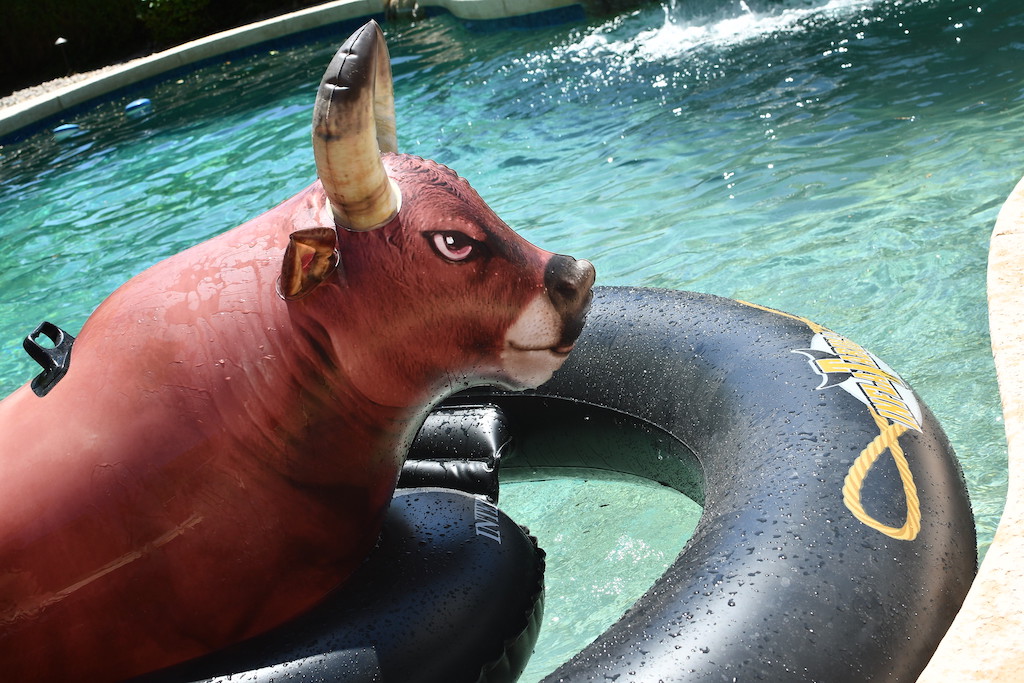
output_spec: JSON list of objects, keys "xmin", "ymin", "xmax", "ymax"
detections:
[
  {"xmin": 500, "ymin": 253, "xmax": 595, "ymax": 388},
  {"xmin": 545, "ymin": 254, "xmax": 596, "ymax": 348}
]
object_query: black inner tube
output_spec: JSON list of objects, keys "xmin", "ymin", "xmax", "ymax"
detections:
[
  {"xmin": 475, "ymin": 397, "xmax": 703, "ymax": 504},
  {"xmin": 446, "ymin": 286, "xmax": 976, "ymax": 682},
  {"xmin": 130, "ymin": 488, "xmax": 545, "ymax": 683}
]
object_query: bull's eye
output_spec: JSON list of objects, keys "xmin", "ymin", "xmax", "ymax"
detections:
[{"xmin": 428, "ymin": 231, "xmax": 484, "ymax": 262}]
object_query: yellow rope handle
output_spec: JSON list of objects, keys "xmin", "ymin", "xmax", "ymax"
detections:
[
  {"xmin": 737, "ymin": 300, "xmax": 922, "ymax": 541},
  {"xmin": 842, "ymin": 413, "xmax": 921, "ymax": 541}
]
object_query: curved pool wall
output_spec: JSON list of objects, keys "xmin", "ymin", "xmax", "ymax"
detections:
[
  {"xmin": 2, "ymin": 1, "xmax": 1022, "ymax": 680},
  {"xmin": 0, "ymin": 0, "xmax": 585, "ymax": 141},
  {"xmin": 917, "ymin": 176, "xmax": 1024, "ymax": 681}
]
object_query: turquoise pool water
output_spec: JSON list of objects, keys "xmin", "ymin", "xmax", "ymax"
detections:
[{"xmin": 0, "ymin": 0, "xmax": 1017, "ymax": 678}]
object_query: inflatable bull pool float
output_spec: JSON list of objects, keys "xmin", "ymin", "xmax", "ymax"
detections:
[
  {"xmin": 0, "ymin": 20, "xmax": 975, "ymax": 683},
  {"xmin": 0, "ymin": 21, "xmax": 592, "ymax": 681},
  {"xmin": 126, "ymin": 291, "xmax": 977, "ymax": 683}
]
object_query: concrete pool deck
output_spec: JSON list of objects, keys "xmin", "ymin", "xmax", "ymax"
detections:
[{"xmin": 1, "ymin": 0, "xmax": 1022, "ymax": 679}]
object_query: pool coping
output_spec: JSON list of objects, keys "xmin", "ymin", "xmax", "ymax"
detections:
[
  {"xmin": 1, "ymin": 1, "xmax": 1020, "ymax": 679},
  {"xmin": 916, "ymin": 174, "xmax": 1024, "ymax": 681},
  {"xmin": 0, "ymin": 0, "xmax": 582, "ymax": 141}
]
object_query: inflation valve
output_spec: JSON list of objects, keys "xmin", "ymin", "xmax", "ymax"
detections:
[{"xmin": 23, "ymin": 321, "xmax": 75, "ymax": 397}]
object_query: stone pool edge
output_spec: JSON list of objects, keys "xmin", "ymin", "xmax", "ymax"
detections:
[
  {"xmin": 0, "ymin": 0, "xmax": 582, "ymax": 140},
  {"xmin": 917, "ymin": 174, "xmax": 1024, "ymax": 682}
]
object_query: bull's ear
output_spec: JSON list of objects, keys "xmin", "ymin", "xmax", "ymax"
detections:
[{"xmin": 279, "ymin": 228, "xmax": 341, "ymax": 301}]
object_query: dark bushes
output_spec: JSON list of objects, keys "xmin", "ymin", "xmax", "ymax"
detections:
[{"xmin": 1, "ymin": 0, "xmax": 322, "ymax": 97}]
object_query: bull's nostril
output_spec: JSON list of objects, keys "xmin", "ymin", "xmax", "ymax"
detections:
[{"xmin": 556, "ymin": 281, "xmax": 578, "ymax": 298}]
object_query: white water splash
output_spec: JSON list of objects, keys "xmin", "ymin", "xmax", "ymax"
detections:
[{"xmin": 559, "ymin": 0, "xmax": 882, "ymax": 65}]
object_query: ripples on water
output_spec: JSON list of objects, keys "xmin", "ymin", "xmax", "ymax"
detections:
[
  {"xmin": 396, "ymin": 0, "xmax": 1018, "ymax": 551},
  {"xmin": 0, "ymin": 0, "xmax": 1020, "ymax": 677}
]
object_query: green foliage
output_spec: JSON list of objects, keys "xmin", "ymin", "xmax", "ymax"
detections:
[
  {"xmin": 137, "ymin": 0, "xmax": 214, "ymax": 46},
  {"xmin": 0, "ymin": 0, "xmax": 147, "ymax": 95},
  {"xmin": 0, "ymin": 0, "xmax": 320, "ymax": 97}
]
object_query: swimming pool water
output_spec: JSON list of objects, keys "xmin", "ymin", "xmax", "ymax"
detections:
[{"xmin": 0, "ymin": 0, "xmax": 1018, "ymax": 678}]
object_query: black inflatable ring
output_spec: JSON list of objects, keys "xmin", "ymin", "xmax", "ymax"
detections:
[
  {"xmin": 446, "ymin": 286, "xmax": 976, "ymax": 682},
  {"xmin": 132, "ymin": 488, "xmax": 544, "ymax": 683}
]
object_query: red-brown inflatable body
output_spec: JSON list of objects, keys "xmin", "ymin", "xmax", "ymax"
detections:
[{"xmin": 0, "ymin": 22, "xmax": 594, "ymax": 681}]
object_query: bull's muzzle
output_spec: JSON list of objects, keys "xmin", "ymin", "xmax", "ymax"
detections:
[
  {"xmin": 500, "ymin": 254, "xmax": 595, "ymax": 389},
  {"xmin": 545, "ymin": 255, "xmax": 596, "ymax": 351}
]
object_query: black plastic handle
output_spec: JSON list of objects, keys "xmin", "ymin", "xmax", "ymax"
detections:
[{"xmin": 23, "ymin": 321, "xmax": 75, "ymax": 397}]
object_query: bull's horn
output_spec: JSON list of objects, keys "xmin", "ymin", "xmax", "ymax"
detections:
[{"xmin": 312, "ymin": 21, "xmax": 401, "ymax": 231}]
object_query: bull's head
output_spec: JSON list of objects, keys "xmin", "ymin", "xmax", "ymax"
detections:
[{"xmin": 280, "ymin": 21, "xmax": 594, "ymax": 406}]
